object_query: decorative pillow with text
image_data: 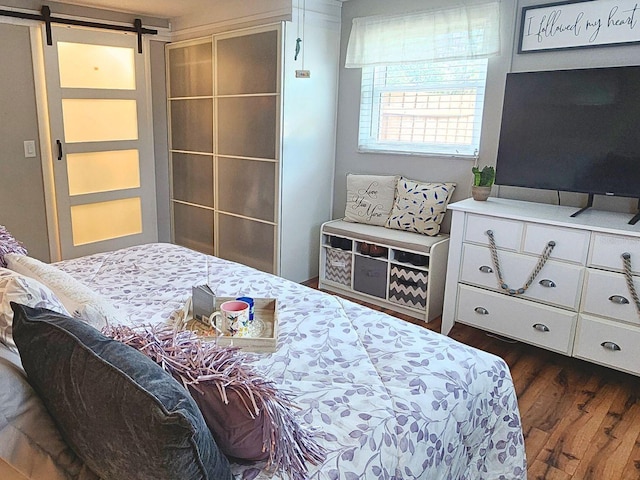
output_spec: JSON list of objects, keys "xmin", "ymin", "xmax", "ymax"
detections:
[{"xmin": 344, "ymin": 174, "xmax": 399, "ymax": 226}]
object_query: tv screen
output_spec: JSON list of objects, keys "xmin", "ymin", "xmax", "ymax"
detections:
[{"xmin": 495, "ymin": 66, "xmax": 640, "ymax": 199}]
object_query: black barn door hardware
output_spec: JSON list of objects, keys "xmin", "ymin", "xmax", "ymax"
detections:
[{"xmin": 0, "ymin": 5, "xmax": 157, "ymax": 53}]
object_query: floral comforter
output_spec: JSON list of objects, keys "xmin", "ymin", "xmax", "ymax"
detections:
[{"xmin": 56, "ymin": 243, "xmax": 527, "ymax": 480}]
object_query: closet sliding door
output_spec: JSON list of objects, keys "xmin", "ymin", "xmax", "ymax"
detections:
[
  {"xmin": 167, "ymin": 39, "xmax": 214, "ymax": 255},
  {"xmin": 167, "ymin": 26, "xmax": 281, "ymax": 274},
  {"xmin": 215, "ymin": 26, "xmax": 281, "ymax": 274}
]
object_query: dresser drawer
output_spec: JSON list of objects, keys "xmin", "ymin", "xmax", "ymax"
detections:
[
  {"xmin": 590, "ymin": 233, "xmax": 640, "ymax": 273},
  {"xmin": 523, "ymin": 223, "xmax": 589, "ymax": 264},
  {"xmin": 457, "ymin": 284, "xmax": 577, "ymax": 354},
  {"xmin": 460, "ymin": 244, "xmax": 583, "ymax": 310},
  {"xmin": 464, "ymin": 214, "xmax": 523, "ymax": 251},
  {"xmin": 574, "ymin": 315, "xmax": 640, "ymax": 376},
  {"xmin": 581, "ymin": 269, "xmax": 640, "ymax": 325}
]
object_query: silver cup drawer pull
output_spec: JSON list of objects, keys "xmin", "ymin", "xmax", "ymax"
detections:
[
  {"xmin": 479, "ymin": 265, "xmax": 493, "ymax": 274},
  {"xmin": 608, "ymin": 295, "xmax": 630, "ymax": 305},
  {"xmin": 538, "ymin": 279, "xmax": 556, "ymax": 288},
  {"xmin": 532, "ymin": 323, "xmax": 550, "ymax": 332},
  {"xmin": 601, "ymin": 341, "xmax": 621, "ymax": 352},
  {"xmin": 474, "ymin": 307, "xmax": 489, "ymax": 315}
]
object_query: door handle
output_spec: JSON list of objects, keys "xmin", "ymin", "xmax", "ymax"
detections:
[{"xmin": 56, "ymin": 140, "xmax": 63, "ymax": 161}]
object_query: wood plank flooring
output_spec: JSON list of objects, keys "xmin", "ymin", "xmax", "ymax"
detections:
[{"xmin": 308, "ymin": 281, "xmax": 640, "ymax": 480}]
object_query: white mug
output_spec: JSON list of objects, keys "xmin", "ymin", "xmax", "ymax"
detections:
[{"xmin": 207, "ymin": 300, "xmax": 250, "ymax": 337}]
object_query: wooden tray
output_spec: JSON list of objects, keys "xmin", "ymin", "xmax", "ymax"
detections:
[{"xmin": 185, "ymin": 297, "xmax": 278, "ymax": 353}]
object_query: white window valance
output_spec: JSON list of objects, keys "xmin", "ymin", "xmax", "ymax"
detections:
[{"xmin": 345, "ymin": 1, "xmax": 501, "ymax": 68}]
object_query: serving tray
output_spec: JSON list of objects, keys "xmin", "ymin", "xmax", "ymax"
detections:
[{"xmin": 185, "ymin": 297, "xmax": 278, "ymax": 353}]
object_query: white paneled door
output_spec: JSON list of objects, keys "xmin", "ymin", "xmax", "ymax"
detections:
[{"xmin": 43, "ymin": 26, "xmax": 157, "ymax": 260}]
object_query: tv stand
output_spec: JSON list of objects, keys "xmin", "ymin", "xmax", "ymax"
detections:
[
  {"xmin": 570, "ymin": 194, "xmax": 640, "ymax": 225},
  {"xmin": 442, "ymin": 197, "xmax": 640, "ymax": 377},
  {"xmin": 629, "ymin": 199, "xmax": 640, "ymax": 225},
  {"xmin": 570, "ymin": 193, "xmax": 594, "ymax": 218}
]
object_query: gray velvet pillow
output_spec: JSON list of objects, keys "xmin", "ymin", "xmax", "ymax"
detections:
[{"xmin": 11, "ymin": 303, "xmax": 233, "ymax": 480}]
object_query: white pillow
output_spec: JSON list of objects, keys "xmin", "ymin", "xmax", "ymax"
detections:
[
  {"xmin": 344, "ymin": 174, "xmax": 399, "ymax": 226},
  {"xmin": 5, "ymin": 254, "xmax": 120, "ymax": 329},
  {"xmin": 386, "ymin": 178, "xmax": 456, "ymax": 236},
  {"xmin": 0, "ymin": 268, "xmax": 70, "ymax": 350}
]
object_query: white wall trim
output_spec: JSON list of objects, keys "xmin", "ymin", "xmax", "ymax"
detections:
[
  {"xmin": 169, "ymin": 7, "xmax": 292, "ymax": 39},
  {"xmin": 29, "ymin": 25, "xmax": 61, "ymax": 262}
]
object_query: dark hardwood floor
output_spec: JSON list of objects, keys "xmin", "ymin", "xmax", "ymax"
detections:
[{"xmin": 307, "ymin": 280, "xmax": 640, "ymax": 480}]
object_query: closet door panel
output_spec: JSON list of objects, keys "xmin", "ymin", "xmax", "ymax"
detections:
[
  {"xmin": 217, "ymin": 214, "xmax": 275, "ymax": 274},
  {"xmin": 171, "ymin": 153, "xmax": 214, "ymax": 207},
  {"xmin": 217, "ymin": 96, "xmax": 276, "ymax": 159},
  {"xmin": 217, "ymin": 157, "xmax": 276, "ymax": 222},
  {"xmin": 173, "ymin": 203, "xmax": 214, "ymax": 255},
  {"xmin": 216, "ymin": 31, "xmax": 278, "ymax": 95},
  {"xmin": 170, "ymin": 98, "xmax": 213, "ymax": 153},
  {"xmin": 168, "ymin": 42, "xmax": 212, "ymax": 98}
]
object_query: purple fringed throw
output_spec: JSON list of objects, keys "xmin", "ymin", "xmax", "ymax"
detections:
[
  {"xmin": 103, "ymin": 324, "xmax": 326, "ymax": 480},
  {"xmin": 0, "ymin": 225, "xmax": 28, "ymax": 268}
]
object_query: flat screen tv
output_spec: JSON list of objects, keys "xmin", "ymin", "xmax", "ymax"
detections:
[{"xmin": 495, "ymin": 66, "xmax": 640, "ymax": 202}]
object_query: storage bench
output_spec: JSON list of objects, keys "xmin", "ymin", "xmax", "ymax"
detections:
[{"xmin": 318, "ymin": 219, "xmax": 449, "ymax": 322}]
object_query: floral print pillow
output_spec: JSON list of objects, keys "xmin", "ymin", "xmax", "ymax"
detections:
[
  {"xmin": 5, "ymin": 254, "xmax": 118, "ymax": 330},
  {"xmin": 386, "ymin": 178, "xmax": 455, "ymax": 235},
  {"xmin": 0, "ymin": 225, "xmax": 28, "ymax": 268},
  {"xmin": 0, "ymin": 268, "xmax": 69, "ymax": 350}
]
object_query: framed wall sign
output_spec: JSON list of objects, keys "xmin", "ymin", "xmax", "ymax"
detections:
[{"xmin": 519, "ymin": 0, "xmax": 640, "ymax": 53}]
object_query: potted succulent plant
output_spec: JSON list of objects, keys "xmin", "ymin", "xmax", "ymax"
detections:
[{"xmin": 471, "ymin": 165, "xmax": 495, "ymax": 201}]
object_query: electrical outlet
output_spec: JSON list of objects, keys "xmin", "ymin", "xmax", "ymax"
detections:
[{"xmin": 295, "ymin": 70, "xmax": 311, "ymax": 78}]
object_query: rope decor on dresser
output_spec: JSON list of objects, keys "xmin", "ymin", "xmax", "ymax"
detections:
[
  {"xmin": 621, "ymin": 252, "xmax": 640, "ymax": 316},
  {"xmin": 486, "ymin": 229, "xmax": 556, "ymax": 295}
]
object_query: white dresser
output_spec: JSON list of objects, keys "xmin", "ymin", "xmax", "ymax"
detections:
[{"xmin": 442, "ymin": 198, "xmax": 640, "ymax": 376}]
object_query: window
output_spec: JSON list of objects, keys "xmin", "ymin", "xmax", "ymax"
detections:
[
  {"xmin": 345, "ymin": 2, "xmax": 500, "ymax": 157},
  {"xmin": 359, "ymin": 58, "xmax": 488, "ymax": 156}
]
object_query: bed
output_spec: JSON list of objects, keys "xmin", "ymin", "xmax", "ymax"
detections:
[{"xmin": 0, "ymin": 242, "xmax": 527, "ymax": 479}]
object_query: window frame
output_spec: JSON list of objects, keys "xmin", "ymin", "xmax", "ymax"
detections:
[{"xmin": 357, "ymin": 58, "xmax": 489, "ymax": 157}]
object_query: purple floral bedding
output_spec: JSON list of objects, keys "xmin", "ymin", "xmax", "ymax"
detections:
[{"xmin": 56, "ymin": 243, "xmax": 527, "ymax": 480}]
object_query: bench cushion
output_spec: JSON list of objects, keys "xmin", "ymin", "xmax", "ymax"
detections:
[{"xmin": 323, "ymin": 220, "xmax": 447, "ymax": 254}]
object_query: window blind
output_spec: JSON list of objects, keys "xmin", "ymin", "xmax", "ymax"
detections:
[{"xmin": 345, "ymin": 1, "xmax": 501, "ymax": 68}]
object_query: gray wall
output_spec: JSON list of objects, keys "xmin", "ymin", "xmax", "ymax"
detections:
[
  {"xmin": 334, "ymin": 0, "xmax": 640, "ymax": 229},
  {"xmin": 0, "ymin": 23, "xmax": 50, "ymax": 262},
  {"xmin": 149, "ymin": 39, "xmax": 171, "ymax": 243}
]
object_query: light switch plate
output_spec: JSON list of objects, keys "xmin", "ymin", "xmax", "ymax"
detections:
[{"xmin": 24, "ymin": 140, "xmax": 36, "ymax": 158}]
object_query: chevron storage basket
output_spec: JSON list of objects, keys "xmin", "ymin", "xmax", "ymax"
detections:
[
  {"xmin": 325, "ymin": 248, "xmax": 352, "ymax": 286},
  {"xmin": 389, "ymin": 265, "xmax": 428, "ymax": 309}
]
